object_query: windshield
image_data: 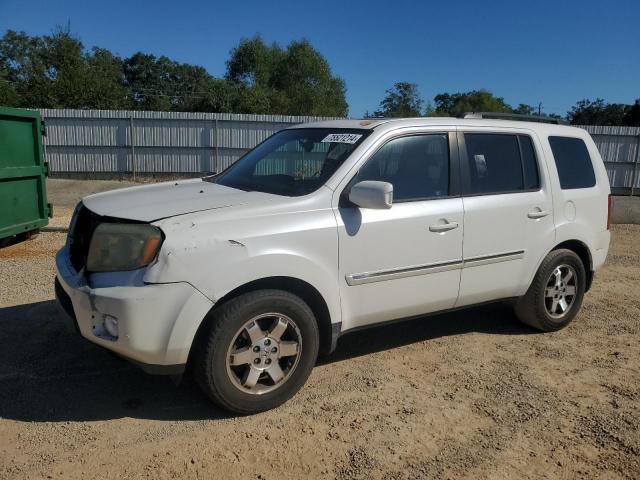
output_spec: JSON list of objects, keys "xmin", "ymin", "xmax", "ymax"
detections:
[{"xmin": 209, "ymin": 128, "xmax": 370, "ymax": 196}]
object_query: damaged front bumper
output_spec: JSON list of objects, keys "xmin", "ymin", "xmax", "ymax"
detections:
[{"xmin": 55, "ymin": 245, "xmax": 214, "ymax": 375}]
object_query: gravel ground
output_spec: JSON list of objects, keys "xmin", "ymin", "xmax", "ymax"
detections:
[
  {"xmin": 46, "ymin": 179, "xmax": 139, "ymax": 208},
  {"xmin": 0, "ymin": 223, "xmax": 638, "ymax": 479},
  {"xmin": 44, "ymin": 179, "xmax": 140, "ymax": 230},
  {"xmin": 2, "ymin": 178, "xmax": 640, "ymax": 478}
]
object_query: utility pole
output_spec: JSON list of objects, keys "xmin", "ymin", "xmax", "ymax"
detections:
[{"xmin": 538, "ymin": 102, "xmax": 542, "ymax": 116}]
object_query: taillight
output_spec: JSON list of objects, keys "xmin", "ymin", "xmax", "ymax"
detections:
[{"xmin": 607, "ymin": 194, "xmax": 612, "ymax": 230}]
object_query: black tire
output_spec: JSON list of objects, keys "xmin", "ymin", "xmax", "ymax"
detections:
[
  {"xmin": 194, "ymin": 289, "xmax": 319, "ymax": 414},
  {"xmin": 515, "ymin": 249, "xmax": 587, "ymax": 332}
]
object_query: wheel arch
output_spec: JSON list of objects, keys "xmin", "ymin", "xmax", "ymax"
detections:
[
  {"xmin": 551, "ymin": 239, "xmax": 594, "ymax": 291},
  {"xmin": 189, "ymin": 276, "xmax": 336, "ymax": 368}
]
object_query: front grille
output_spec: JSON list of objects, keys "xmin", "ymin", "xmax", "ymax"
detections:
[{"xmin": 69, "ymin": 203, "xmax": 102, "ymax": 272}]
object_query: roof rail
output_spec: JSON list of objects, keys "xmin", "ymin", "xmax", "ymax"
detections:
[{"xmin": 459, "ymin": 112, "xmax": 568, "ymax": 125}]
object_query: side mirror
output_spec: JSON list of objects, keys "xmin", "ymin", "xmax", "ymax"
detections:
[{"xmin": 348, "ymin": 181, "xmax": 393, "ymax": 209}]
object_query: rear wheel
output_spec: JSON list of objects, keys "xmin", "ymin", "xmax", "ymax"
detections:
[
  {"xmin": 515, "ymin": 249, "xmax": 586, "ymax": 331},
  {"xmin": 194, "ymin": 289, "xmax": 319, "ymax": 414}
]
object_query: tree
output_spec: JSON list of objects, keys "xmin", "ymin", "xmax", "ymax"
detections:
[
  {"xmin": 225, "ymin": 36, "xmax": 348, "ymax": 116},
  {"xmin": 0, "ymin": 30, "xmax": 49, "ymax": 107},
  {"xmin": 0, "ymin": 73, "xmax": 20, "ymax": 106},
  {"xmin": 567, "ymin": 98, "xmax": 627, "ymax": 126},
  {"xmin": 513, "ymin": 103, "xmax": 536, "ymax": 115},
  {"xmin": 226, "ymin": 36, "xmax": 283, "ymax": 88},
  {"xmin": 123, "ymin": 53, "xmax": 175, "ymax": 111},
  {"xmin": 623, "ymin": 99, "xmax": 640, "ymax": 127},
  {"xmin": 41, "ymin": 28, "xmax": 93, "ymax": 108},
  {"xmin": 374, "ymin": 82, "xmax": 423, "ymax": 117},
  {"xmin": 0, "ymin": 29, "xmax": 348, "ymax": 115},
  {"xmin": 433, "ymin": 90, "xmax": 512, "ymax": 116},
  {"xmin": 0, "ymin": 32, "xmax": 19, "ymax": 104},
  {"xmin": 0, "ymin": 28, "xmax": 127, "ymax": 109},
  {"xmin": 272, "ymin": 40, "xmax": 347, "ymax": 116},
  {"xmin": 85, "ymin": 47, "xmax": 127, "ymax": 108}
]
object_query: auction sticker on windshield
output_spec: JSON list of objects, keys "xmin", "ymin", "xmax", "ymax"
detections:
[{"xmin": 321, "ymin": 133, "xmax": 363, "ymax": 144}]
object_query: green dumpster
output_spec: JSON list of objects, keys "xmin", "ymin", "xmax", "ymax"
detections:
[{"xmin": 0, "ymin": 107, "xmax": 52, "ymax": 240}]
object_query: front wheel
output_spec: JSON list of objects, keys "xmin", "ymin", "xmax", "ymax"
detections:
[
  {"xmin": 194, "ymin": 289, "xmax": 319, "ymax": 414},
  {"xmin": 515, "ymin": 249, "xmax": 586, "ymax": 331}
]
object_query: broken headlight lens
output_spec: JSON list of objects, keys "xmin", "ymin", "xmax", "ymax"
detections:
[{"xmin": 86, "ymin": 223, "xmax": 163, "ymax": 273}]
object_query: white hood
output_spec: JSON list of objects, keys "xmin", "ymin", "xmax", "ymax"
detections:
[{"xmin": 81, "ymin": 179, "xmax": 278, "ymax": 222}]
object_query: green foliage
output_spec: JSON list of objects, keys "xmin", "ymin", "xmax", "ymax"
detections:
[
  {"xmin": 86, "ymin": 48, "xmax": 128, "ymax": 109},
  {"xmin": 0, "ymin": 30, "xmax": 348, "ymax": 116},
  {"xmin": 374, "ymin": 82, "xmax": 423, "ymax": 117},
  {"xmin": 226, "ymin": 36, "xmax": 283, "ymax": 87},
  {"xmin": 225, "ymin": 36, "xmax": 348, "ymax": 116},
  {"xmin": 513, "ymin": 104, "xmax": 537, "ymax": 115},
  {"xmin": 123, "ymin": 52, "xmax": 229, "ymax": 112},
  {"xmin": 624, "ymin": 100, "xmax": 640, "ymax": 127},
  {"xmin": 433, "ymin": 90, "xmax": 512, "ymax": 116},
  {"xmin": 0, "ymin": 30, "xmax": 49, "ymax": 107},
  {"xmin": 567, "ymin": 98, "xmax": 639, "ymax": 126},
  {"xmin": 0, "ymin": 28, "xmax": 128, "ymax": 109},
  {"xmin": 376, "ymin": 87, "xmax": 639, "ymax": 126}
]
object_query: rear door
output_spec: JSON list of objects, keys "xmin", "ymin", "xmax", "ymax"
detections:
[{"xmin": 456, "ymin": 128, "xmax": 556, "ymax": 307}]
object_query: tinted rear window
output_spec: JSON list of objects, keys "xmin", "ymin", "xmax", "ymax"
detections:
[
  {"xmin": 548, "ymin": 136, "xmax": 596, "ymax": 189},
  {"xmin": 464, "ymin": 134, "xmax": 523, "ymax": 194}
]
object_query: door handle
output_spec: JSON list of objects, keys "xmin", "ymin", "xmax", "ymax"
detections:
[
  {"xmin": 429, "ymin": 221, "xmax": 459, "ymax": 233},
  {"xmin": 527, "ymin": 210, "xmax": 550, "ymax": 219}
]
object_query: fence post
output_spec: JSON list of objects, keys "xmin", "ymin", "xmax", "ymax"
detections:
[
  {"xmin": 631, "ymin": 134, "xmax": 640, "ymax": 197},
  {"xmin": 214, "ymin": 118, "xmax": 219, "ymax": 173},
  {"xmin": 129, "ymin": 116, "xmax": 136, "ymax": 181}
]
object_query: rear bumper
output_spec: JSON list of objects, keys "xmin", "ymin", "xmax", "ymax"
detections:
[
  {"xmin": 592, "ymin": 229, "xmax": 611, "ymax": 272},
  {"xmin": 55, "ymin": 245, "xmax": 214, "ymax": 374}
]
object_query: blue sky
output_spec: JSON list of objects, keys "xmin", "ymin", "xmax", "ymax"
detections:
[{"xmin": 1, "ymin": 0, "xmax": 638, "ymax": 117}]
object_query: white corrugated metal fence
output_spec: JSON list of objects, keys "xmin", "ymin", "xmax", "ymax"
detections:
[
  {"xmin": 40, "ymin": 109, "xmax": 340, "ymax": 175},
  {"xmin": 577, "ymin": 125, "xmax": 640, "ymax": 194}
]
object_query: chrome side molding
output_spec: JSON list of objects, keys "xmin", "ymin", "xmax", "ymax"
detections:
[
  {"xmin": 463, "ymin": 250, "xmax": 525, "ymax": 268},
  {"xmin": 346, "ymin": 250, "xmax": 525, "ymax": 286},
  {"xmin": 346, "ymin": 259, "xmax": 463, "ymax": 286}
]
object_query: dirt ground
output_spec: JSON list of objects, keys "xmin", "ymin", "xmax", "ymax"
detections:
[
  {"xmin": 0, "ymin": 182, "xmax": 639, "ymax": 479},
  {"xmin": 44, "ymin": 179, "xmax": 140, "ymax": 230}
]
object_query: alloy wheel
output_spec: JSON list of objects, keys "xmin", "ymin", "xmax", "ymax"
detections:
[
  {"xmin": 544, "ymin": 264, "xmax": 578, "ymax": 320},
  {"xmin": 225, "ymin": 313, "xmax": 302, "ymax": 395}
]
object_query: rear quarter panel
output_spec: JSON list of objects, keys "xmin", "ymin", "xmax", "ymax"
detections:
[{"xmin": 542, "ymin": 128, "xmax": 611, "ymax": 272}]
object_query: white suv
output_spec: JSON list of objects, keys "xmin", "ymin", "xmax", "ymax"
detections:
[{"xmin": 55, "ymin": 114, "xmax": 611, "ymax": 413}]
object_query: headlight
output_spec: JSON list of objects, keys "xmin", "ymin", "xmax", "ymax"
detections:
[{"xmin": 86, "ymin": 223, "xmax": 163, "ymax": 273}]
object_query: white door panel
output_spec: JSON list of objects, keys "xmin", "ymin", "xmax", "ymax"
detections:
[
  {"xmin": 338, "ymin": 197, "xmax": 464, "ymax": 329},
  {"xmin": 457, "ymin": 191, "xmax": 554, "ymax": 306}
]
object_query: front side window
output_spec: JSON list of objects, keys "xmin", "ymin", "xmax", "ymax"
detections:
[
  {"xmin": 211, "ymin": 128, "xmax": 370, "ymax": 196},
  {"xmin": 354, "ymin": 134, "xmax": 450, "ymax": 202},
  {"xmin": 548, "ymin": 136, "xmax": 596, "ymax": 189}
]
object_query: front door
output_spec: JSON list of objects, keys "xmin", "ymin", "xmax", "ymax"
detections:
[{"xmin": 335, "ymin": 132, "xmax": 464, "ymax": 330}]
